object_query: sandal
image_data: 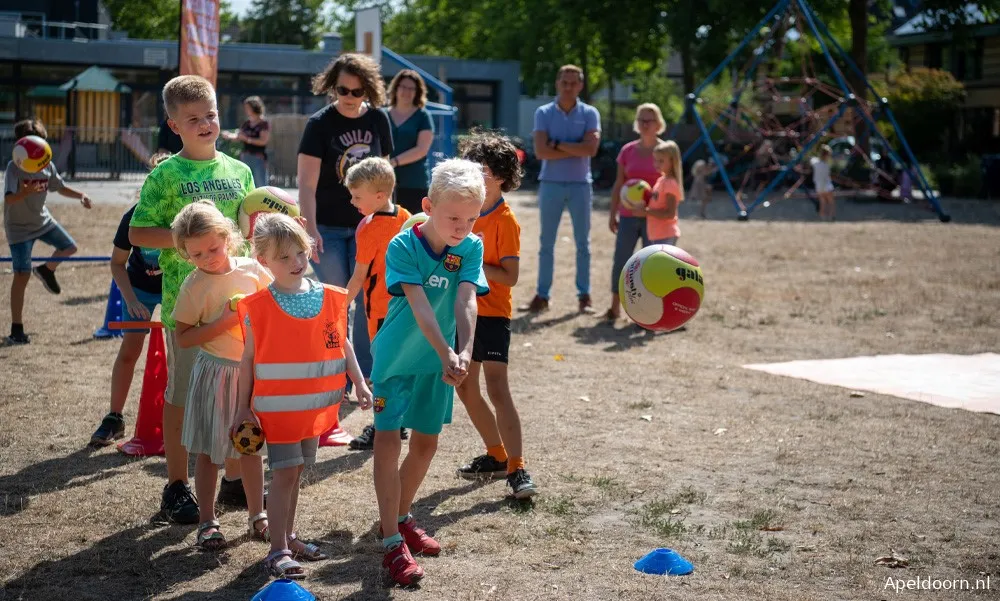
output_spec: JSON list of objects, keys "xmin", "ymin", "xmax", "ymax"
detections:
[
  {"xmin": 264, "ymin": 550, "xmax": 305, "ymax": 580},
  {"xmin": 289, "ymin": 532, "xmax": 328, "ymax": 561},
  {"xmin": 196, "ymin": 520, "xmax": 226, "ymax": 551},
  {"xmin": 248, "ymin": 512, "xmax": 269, "ymax": 542}
]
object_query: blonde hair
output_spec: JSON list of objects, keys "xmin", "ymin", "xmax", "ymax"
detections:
[
  {"xmin": 654, "ymin": 141, "xmax": 685, "ymax": 197},
  {"xmin": 162, "ymin": 75, "xmax": 216, "ymax": 118},
  {"xmin": 345, "ymin": 157, "xmax": 396, "ymax": 195},
  {"xmin": 428, "ymin": 158, "xmax": 486, "ymax": 206},
  {"xmin": 557, "ymin": 64, "xmax": 585, "ymax": 82},
  {"xmin": 252, "ymin": 213, "xmax": 313, "ymax": 261},
  {"xmin": 634, "ymin": 103, "xmax": 666, "ymax": 135},
  {"xmin": 171, "ymin": 200, "xmax": 243, "ymax": 259},
  {"xmin": 819, "ymin": 144, "xmax": 832, "ymax": 158}
]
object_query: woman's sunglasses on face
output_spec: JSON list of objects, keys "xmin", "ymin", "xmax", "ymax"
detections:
[{"xmin": 336, "ymin": 86, "xmax": 366, "ymax": 98}]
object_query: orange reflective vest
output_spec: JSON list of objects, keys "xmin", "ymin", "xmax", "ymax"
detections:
[{"xmin": 238, "ymin": 284, "xmax": 348, "ymax": 444}]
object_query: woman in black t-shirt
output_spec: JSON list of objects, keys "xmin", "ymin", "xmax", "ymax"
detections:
[
  {"xmin": 297, "ymin": 53, "xmax": 393, "ymax": 384},
  {"xmin": 223, "ymin": 96, "xmax": 270, "ymax": 187}
]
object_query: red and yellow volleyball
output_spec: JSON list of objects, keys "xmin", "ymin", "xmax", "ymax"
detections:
[
  {"xmin": 620, "ymin": 178, "xmax": 652, "ymax": 211},
  {"xmin": 12, "ymin": 135, "xmax": 52, "ymax": 174},
  {"xmin": 238, "ymin": 186, "xmax": 300, "ymax": 238},
  {"xmin": 619, "ymin": 245, "xmax": 704, "ymax": 331}
]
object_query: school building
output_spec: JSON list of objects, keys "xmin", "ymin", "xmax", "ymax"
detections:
[{"xmin": 0, "ymin": 7, "xmax": 521, "ymax": 134}]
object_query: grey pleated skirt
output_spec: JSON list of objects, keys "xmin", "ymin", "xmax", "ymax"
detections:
[{"xmin": 181, "ymin": 351, "xmax": 242, "ymax": 465}]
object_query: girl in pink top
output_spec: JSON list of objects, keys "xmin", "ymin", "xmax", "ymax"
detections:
[
  {"xmin": 605, "ymin": 103, "xmax": 666, "ymax": 320},
  {"xmin": 647, "ymin": 141, "xmax": 684, "ymax": 245}
]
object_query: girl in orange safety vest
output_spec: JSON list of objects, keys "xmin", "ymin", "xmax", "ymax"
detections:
[{"xmin": 232, "ymin": 213, "xmax": 373, "ymax": 580}]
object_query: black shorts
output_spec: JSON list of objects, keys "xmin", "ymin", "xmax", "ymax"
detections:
[
  {"xmin": 471, "ymin": 316, "xmax": 511, "ymax": 364},
  {"xmin": 395, "ymin": 187, "xmax": 428, "ymax": 215}
]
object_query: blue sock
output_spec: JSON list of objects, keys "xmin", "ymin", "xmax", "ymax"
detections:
[
  {"xmin": 398, "ymin": 513, "xmax": 411, "ymax": 524},
  {"xmin": 383, "ymin": 533, "xmax": 404, "ymax": 549}
]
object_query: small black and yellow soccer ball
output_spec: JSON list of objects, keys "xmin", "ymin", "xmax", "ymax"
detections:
[{"xmin": 232, "ymin": 420, "xmax": 265, "ymax": 455}]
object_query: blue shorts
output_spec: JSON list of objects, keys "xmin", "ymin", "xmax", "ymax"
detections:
[
  {"xmin": 372, "ymin": 374, "xmax": 454, "ymax": 435},
  {"xmin": 7, "ymin": 223, "xmax": 76, "ymax": 273},
  {"xmin": 120, "ymin": 287, "xmax": 162, "ymax": 333}
]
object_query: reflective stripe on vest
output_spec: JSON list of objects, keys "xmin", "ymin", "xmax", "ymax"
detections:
[
  {"xmin": 254, "ymin": 388, "xmax": 346, "ymax": 413},
  {"xmin": 255, "ymin": 358, "xmax": 347, "ymax": 381}
]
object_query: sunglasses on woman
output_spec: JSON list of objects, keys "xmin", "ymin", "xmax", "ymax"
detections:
[{"xmin": 336, "ymin": 86, "xmax": 366, "ymax": 98}]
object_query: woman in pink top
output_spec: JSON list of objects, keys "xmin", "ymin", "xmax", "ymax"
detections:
[
  {"xmin": 647, "ymin": 141, "xmax": 684, "ymax": 245},
  {"xmin": 605, "ymin": 103, "xmax": 666, "ymax": 320}
]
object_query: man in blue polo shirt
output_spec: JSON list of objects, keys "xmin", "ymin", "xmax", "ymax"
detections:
[{"xmin": 522, "ymin": 64, "xmax": 601, "ymax": 314}]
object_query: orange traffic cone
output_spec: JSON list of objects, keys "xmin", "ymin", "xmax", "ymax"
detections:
[
  {"xmin": 117, "ymin": 328, "xmax": 167, "ymax": 456},
  {"xmin": 318, "ymin": 413, "xmax": 352, "ymax": 447}
]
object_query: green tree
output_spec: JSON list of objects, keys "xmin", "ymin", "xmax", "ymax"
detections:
[
  {"xmin": 875, "ymin": 67, "xmax": 965, "ymax": 161},
  {"xmin": 239, "ymin": 0, "xmax": 329, "ymax": 49},
  {"xmin": 102, "ymin": 0, "xmax": 237, "ymax": 41}
]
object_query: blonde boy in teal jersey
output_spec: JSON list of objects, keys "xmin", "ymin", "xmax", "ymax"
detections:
[
  {"xmin": 129, "ymin": 75, "xmax": 257, "ymax": 524},
  {"xmin": 371, "ymin": 159, "xmax": 489, "ymax": 586}
]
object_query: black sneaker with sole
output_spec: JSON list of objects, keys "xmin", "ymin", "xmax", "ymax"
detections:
[
  {"xmin": 160, "ymin": 480, "xmax": 199, "ymax": 524},
  {"xmin": 33, "ymin": 265, "xmax": 61, "ymax": 294},
  {"xmin": 6, "ymin": 332, "xmax": 29, "ymax": 345},
  {"xmin": 456, "ymin": 454, "xmax": 508, "ymax": 480},
  {"xmin": 90, "ymin": 412, "xmax": 125, "ymax": 446},
  {"xmin": 349, "ymin": 424, "xmax": 409, "ymax": 450},
  {"xmin": 507, "ymin": 468, "xmax": 539, "ymax": 499},
  {"xmin": 217, "ymin": 477, "xmax": 248, "ymax": 509}
]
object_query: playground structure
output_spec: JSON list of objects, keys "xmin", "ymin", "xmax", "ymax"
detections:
[{"xmin": 672, "ymin": 0, "xmax": 951, "ymax": 222}]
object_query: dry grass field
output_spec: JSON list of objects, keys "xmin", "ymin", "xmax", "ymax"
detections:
[{"xmin": 1, "ymin": 184, "xmax": 999, "ymax": 601}]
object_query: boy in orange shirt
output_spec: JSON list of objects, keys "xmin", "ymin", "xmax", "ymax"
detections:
[
  {"xmin": 344, "ymin": 157, "xmax": 412, "ymax": 449},
  {"xmin": 455, "ymin": 130, "xmax": 538, "ymax": 498}
]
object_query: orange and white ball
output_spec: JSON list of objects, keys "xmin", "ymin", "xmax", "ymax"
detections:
[
  {"xmin": 12, "ymin": 135, "xmax": 52, "ymax": 174},
  {"xmin": 619, "ymin": 245, "xmax": 704, "ymax": 331}
]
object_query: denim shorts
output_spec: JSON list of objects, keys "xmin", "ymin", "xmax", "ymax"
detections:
[
  {"xmin": 7, "ymin": 223, "xmax": 76, "ymax": 273},
  {"xmin": 119, "ymin": 287, "xmax": 162, "ymax": 333}
]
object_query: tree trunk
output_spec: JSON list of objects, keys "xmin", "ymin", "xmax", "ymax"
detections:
[
  {"xmin": 580, "ymin": 40, "xmax": 591, "ymax": 103},
  {"xmin": 848, "ymin": 0, "xmax": 869, "ymax": 152},
  {"xmin": 680, "ymin": 42, "xmax": 695, "ymax": 124},
  {"xmin": 608, "ymin": 75, "xmax": 615, "ymax": 139}
]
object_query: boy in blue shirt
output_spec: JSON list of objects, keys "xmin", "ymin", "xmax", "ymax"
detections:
[{"xmin": 371, "ymin": 159, "xmax": 489, "ymax": 586}]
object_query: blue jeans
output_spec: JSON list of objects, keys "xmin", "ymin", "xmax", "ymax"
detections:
[
  {"xmin": 309, "ymin": 225, "xmax": 371, "ymax": 377},
  {"xmin": 537, "ymin": 181, "xmax": 592, "ymax": 299},
  {"xmin": 611, "ymin": 216, "xmax": 649, "ymax": 293},
  {"xmin": 240, "ymin": 152, "xmax": 267, "ymax": 188},
  {"xmin": 8, "ymin": 222, "xmax": 76, "ymax": 273}
]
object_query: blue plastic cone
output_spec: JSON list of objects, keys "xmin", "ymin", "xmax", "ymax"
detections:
[
  {"xmin": 93, "ymin": 280, "xmax": 124, "ymax": 339},
  {"xmin": 634, "ymin": 548, "xmax": 694, "ymax": 576},
  {"xmin": 250, "ymin": 579, "xmax": 316, "ymax": 601}
]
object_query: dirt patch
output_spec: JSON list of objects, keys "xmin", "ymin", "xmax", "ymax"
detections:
[{"xmin": 2, "ymin": 190, "xmax": 999, "ymax": 600}]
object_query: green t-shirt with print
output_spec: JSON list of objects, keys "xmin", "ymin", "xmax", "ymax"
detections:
[{"xmin": 130, "ymin": 153, "xmax": 254, "ymax": 328}]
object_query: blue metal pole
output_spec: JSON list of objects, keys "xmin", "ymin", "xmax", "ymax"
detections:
[
  {"xmin": 797, "ymin": 0, "xmax": 882, "ymax": 102},
  {"xmin": 693, "ymin": 0, "xmax": 791, "ymax": 97},
  {"xmin": 881, "ymin": 106, "xmax": 950, "ymax": 220},
  {"xmin": 0, "ymin": 256, "xmax": 111, "ymax": 262},
  {"xmin": 691, "ymin": 104, "xmax": 744, "ymax": 215},
  {"xmin": 794, "ymin": 0, "xmax": 853, "ymax": 96},
  {"xmin": 744, "ymin": 102, "xmax": 848, "ymax": 213}
]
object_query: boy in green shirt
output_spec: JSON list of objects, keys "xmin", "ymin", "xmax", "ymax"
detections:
[{"xmin": 129, "ymin": 75, "xmax": 257, "ymax": 523}]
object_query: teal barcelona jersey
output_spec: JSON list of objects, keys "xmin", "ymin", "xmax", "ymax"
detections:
[{"xmin": 371, "ymin": 225, "xmax": 489, "ymax": 381}]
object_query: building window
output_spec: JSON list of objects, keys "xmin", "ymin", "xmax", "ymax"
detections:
[
  {"xmin": 925, "ymin": 43, "xmax": 944, "ymax": 69},
  {"xmin": 452, "ymin": 81, "xmax": 496, "ymax": 130},
  {"xmin": 954, "ymin": 39, "xmax": 985, "ymax": 81},
  {"xmin": 899, "ymin": 47, "xmax": 910, "ymax": 70}
]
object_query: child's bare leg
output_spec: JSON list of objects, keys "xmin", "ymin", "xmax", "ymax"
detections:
[
  {"xmin": 483, "ymin": 362, "xmax": 523, "ymax": 460},
  {"xmin": 374, "ymin": 429, "xmax": 403, "ymax": 538},
  {"xmin": 268, "ymin": 466, "xmax": 297, "ymax": 554},
  {"xmin": 223, "ymin": 457, "xmax": 241, "ymax": 482},
  {"xmin": 398, "ymin": 431, "xmax": 438, "ymax": 516},
  {"xmin": 10, "ymin": 273, "xmax": 30, "ymax": 325},
  {"xmin": 46, "ymin": 244, "xmax": 77, "ymax": 273},
  {"xmin": 456, "ymin": 362, "xmax": 503, "ymax": 449},
  {"xmin": 109, "ymin": 332, "xmax": 147, "ymax": 414},
  {"xmin": 239, "ymin": 453, "xmax": 266, "ymax": 527},
  {"xmin": 164, "ymin": 403, "xmax": 188, "ymax": 483},
  {"xmin": 194, "ymin": 454, "xmax": 220, "ymax": 524}
]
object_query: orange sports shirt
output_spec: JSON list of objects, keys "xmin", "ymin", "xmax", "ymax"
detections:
[
  {"xmin": 473, "ymin": 198, "xmax": 521, "ymax": 318},
  {"xmin": 356, "ymin": 205, "xmax": 412, "ymax": 340}
]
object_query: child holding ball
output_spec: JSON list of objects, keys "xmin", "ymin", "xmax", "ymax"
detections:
[
  {"xmin": 232, "ymin": 213, "xmax": 372, "ymax": 579},
  {"xmin": 171, "ymin": 201, "xmax": 271, "ymax": 551},
  {"xmin": 646, "ymin": 141, "xmax": 685, "ymax": 246}
]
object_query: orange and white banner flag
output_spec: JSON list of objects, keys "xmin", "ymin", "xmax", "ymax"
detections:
[{"xmin": 179, "ymin": 0, "xmax": 220, "ymax": 86}]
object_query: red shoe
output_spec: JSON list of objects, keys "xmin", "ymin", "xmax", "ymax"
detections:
[
  {"xmin": 383, "ymin": 542, "xmax": 424, "ymax": 586},
  {"xmin": 399, "ymin": 517, "xmax": 441, "ymax": 556},
  {"xmin": 318, "ymin": 426, "xmax": 353, "ymax": 447}
]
